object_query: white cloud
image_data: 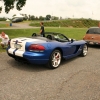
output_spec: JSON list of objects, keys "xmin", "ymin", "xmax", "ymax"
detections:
[{"xmin": 0, "ymin": 0, "xmax": 100, "ymax": 20}]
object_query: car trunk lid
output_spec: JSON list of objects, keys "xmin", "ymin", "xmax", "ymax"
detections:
[{"xmin": 83, "ymin": 34, "xmax": 100, "ymax": 43}]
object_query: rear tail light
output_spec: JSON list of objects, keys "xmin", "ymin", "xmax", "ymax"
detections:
[{"xmin": 29, "ymin": 44, "xmax": 45, "ymax": 52}]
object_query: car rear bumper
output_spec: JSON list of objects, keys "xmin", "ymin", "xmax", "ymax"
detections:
[
  {"xmin": 7, "ymin": 48, "xmax": 49, "ymax": 64},
  {"xmin": 85, "ymin": 41, "xmax": 100, "ymax": 45}
]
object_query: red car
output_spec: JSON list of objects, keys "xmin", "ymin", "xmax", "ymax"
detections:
[{"xmin": 83, "ymin": 27, "xmax": 100, "ymax": 45}]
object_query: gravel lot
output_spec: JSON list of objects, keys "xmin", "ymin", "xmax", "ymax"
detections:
[{"xmin": 0, "ymin": 46, "xmax": 100, "ymax": 100}]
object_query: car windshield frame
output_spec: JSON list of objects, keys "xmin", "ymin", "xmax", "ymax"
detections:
[
  {"xmin": 86, "ymin": 27, "xmax": 100, "ymax": 34},
  {"xmin": 45, "ymin": 32, "xmax": 70, "ymax": 42}
]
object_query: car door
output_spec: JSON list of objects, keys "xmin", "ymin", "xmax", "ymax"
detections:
[
  {"xmin": 62, "ymin": 40, "xmax": 81, "ymax": 59},
  {"xmin": 58, "ymin": 34, "xmax": 78, "ymax": 56},
  {"xmin": 65, "ymin": 42, "xmax": 78, "ymax": 54}
]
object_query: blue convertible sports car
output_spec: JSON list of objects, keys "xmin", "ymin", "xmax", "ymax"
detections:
[{"xmin": 7, "ymin": 32, "xmax": 88, "ymax": 69}]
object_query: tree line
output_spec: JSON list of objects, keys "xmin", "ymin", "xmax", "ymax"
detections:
[
  {"xmin": 21, "ymin": 14, "xmax": 60, "ymax": 21},
  {"xmin": 0, "ymin": 14, "xmax": 60, "ymax": 21}
]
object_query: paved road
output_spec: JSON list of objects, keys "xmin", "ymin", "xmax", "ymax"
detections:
[
  {"xmin": 0, "ymin": 46, "xmax": 100, "ymax": 100},
  {"xmin": 0, "ymin": 22, "xmax": 38, "ymax": 29},
  {"xmin": 11, "ymin": 23, "xmax": 35, "ymax": 29}
]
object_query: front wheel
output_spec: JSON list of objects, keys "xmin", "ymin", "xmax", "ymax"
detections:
[
  {"xmin": 46, "ymin": 50, "xmax": 62, "ymax": 69},
  {"xmin": 80, "ymin": 44, "xmax": 88, "ymax": 57}
]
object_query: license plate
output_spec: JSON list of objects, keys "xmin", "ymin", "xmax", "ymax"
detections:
[
  {"xmin": 89, "ymin": 42, "xmax": 94, "ymax": 44},
  {"xmin": 14, "ymin": 44, "xmax": 21, "ymax": 49}
]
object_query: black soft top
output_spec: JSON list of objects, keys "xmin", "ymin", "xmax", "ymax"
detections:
[{"xmin": 31, "ymin": 32, "xmax": 70, "ymax": 42}]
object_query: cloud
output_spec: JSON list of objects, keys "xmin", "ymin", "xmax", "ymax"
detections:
[{"xmin": 0, "ymin": 0, "xmax": 100, "ymax": 20}]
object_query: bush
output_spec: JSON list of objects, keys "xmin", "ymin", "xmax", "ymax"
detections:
[
  {"xmin": 0, "ymin": 17, "xmax": 6, "ymax": 21},
  {"xmin": 29, "ymin": 18, "xmax": 100, "ymax": 28}
]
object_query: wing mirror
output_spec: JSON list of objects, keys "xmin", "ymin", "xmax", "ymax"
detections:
[{"xmin": 71, "ymin": 39, "xmax": 74, "ymax": 43}]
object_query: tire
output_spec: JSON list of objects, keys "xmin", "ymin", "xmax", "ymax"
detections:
[
  {"xmin": 80, "ymin": 44, "xmax": 88, "ymax": 57},
  {"xmin": 46, "ymin": 50, "xmax": 62, "ymax": 69}
]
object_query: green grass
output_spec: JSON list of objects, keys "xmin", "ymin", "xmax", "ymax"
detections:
[
  {"xmin": 0, "ymin": 21, "xmax": 11, "ymax": 28},
  {"xmin": 0, "ymin": 23, "xmax": 9, "ymax": 28},
  {"xmin": 0, "ymin": 27, "xmax": 88, "ymax": 52},
  {"xmin": 45, "ymin": 27, "xmax": 88, "ymax": 40},
  {"xmin": 30, "ymin": 19, "xmax": 99, "ymax": 28}
]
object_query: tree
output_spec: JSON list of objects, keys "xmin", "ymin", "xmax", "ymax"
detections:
[
  {"xmin": 39, "ymin": 16, "xmax": 45, "ymax": 20},
  {"xmin": 46, "ymin": 15, "xmax": 51, "ymax": 20},
  {"xmin": 51, "ymin": 16, "xmax": 59, "ymax": 20},
  {"xmin": 0, "ymin": 0, "xmax": 26, "ymax": 13},
  {"xmin": 20, "ymin": 14, "xmax": 28, "ymax": 20},
  {"xmin": 30, "ymin": 15, "xmax": 35, "ymax": 20}
]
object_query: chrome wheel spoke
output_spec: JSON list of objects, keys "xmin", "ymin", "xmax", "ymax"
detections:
[
  {"xmin": 52, "ymin": 52, "xmax": 61, "ymax": 67},
  {"xmin": 83, "ymin": 45, "xmax": 87, "ymax": 55}
]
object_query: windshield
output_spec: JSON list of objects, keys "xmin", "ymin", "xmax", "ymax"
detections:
[{"xmin": 86, "ymin": 28, "xmax": 100, "ymax": 34}]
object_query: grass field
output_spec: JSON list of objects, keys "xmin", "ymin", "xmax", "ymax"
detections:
[
  {"xmin": 0, "ymin": 27, "xmax": 88, "ymax": 52},
  {"xmin": 0, "ymin": 23, "xmax": 9, "ymax": 28}
]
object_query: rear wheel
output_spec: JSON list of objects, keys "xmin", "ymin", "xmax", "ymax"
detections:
[
  {"xmin": 80, "ymin": 44, "xmax": 88, "ymax": 57},
  {"xmin": 47, "ymin": 50, "xmax": 62, "ymax": 69}
]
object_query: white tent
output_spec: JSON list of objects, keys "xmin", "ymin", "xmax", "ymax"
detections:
[{"xmin": 6, "ymin": 19, "xmax": 10, "ymax": 21}]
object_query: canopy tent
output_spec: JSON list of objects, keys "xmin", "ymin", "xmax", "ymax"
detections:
[{"xmin": 6, "ymin": 19, "xmax": 10, "ymax": 21}]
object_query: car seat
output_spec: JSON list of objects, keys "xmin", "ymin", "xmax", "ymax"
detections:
[
  {"xmin": 46, "ymin": 35, "xmax": 55, "ymax": 40},
  {"xmin": 32, "ymin": 33, "xmax": 37, "ymax": 36}
]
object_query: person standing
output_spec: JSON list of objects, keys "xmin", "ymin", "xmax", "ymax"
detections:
[
  {"xmin": 39, "ymin": 22, "xmax": 45, "ymax": 37},
  {"xmin": 0, "ymin": 31, "xmax": 9, "ymax": 48}
]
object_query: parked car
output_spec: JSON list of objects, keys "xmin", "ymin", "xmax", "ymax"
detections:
[
  {"xmin": 12, "ymin": 18, "xmax": 23, "ymax": 23},
  {"xmin": 6, "ymin": 32, "xmax": 88, "ymax": 69},
  {"xmin": 83, "ymin": 27, "xmax": 100, "ymax": 45}
]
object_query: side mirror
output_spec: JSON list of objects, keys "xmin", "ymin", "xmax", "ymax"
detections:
[{"xmin": 71, "ymin": 39, "xmax": 74, "ymax": 43}]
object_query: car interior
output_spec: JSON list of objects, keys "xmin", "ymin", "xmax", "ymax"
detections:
[{"xmin": 31, "ymin": 32, "xmax": 70, "ymax": 42}]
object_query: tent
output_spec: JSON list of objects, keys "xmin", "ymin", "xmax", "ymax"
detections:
[{"xmin": 6, "ymin": 19, "xmax": 10, "ymax": 21}]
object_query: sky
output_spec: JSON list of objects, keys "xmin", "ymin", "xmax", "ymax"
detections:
[{"xmin": 0, "ymin": 0, "xmax": 100, "ymax": 20}]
